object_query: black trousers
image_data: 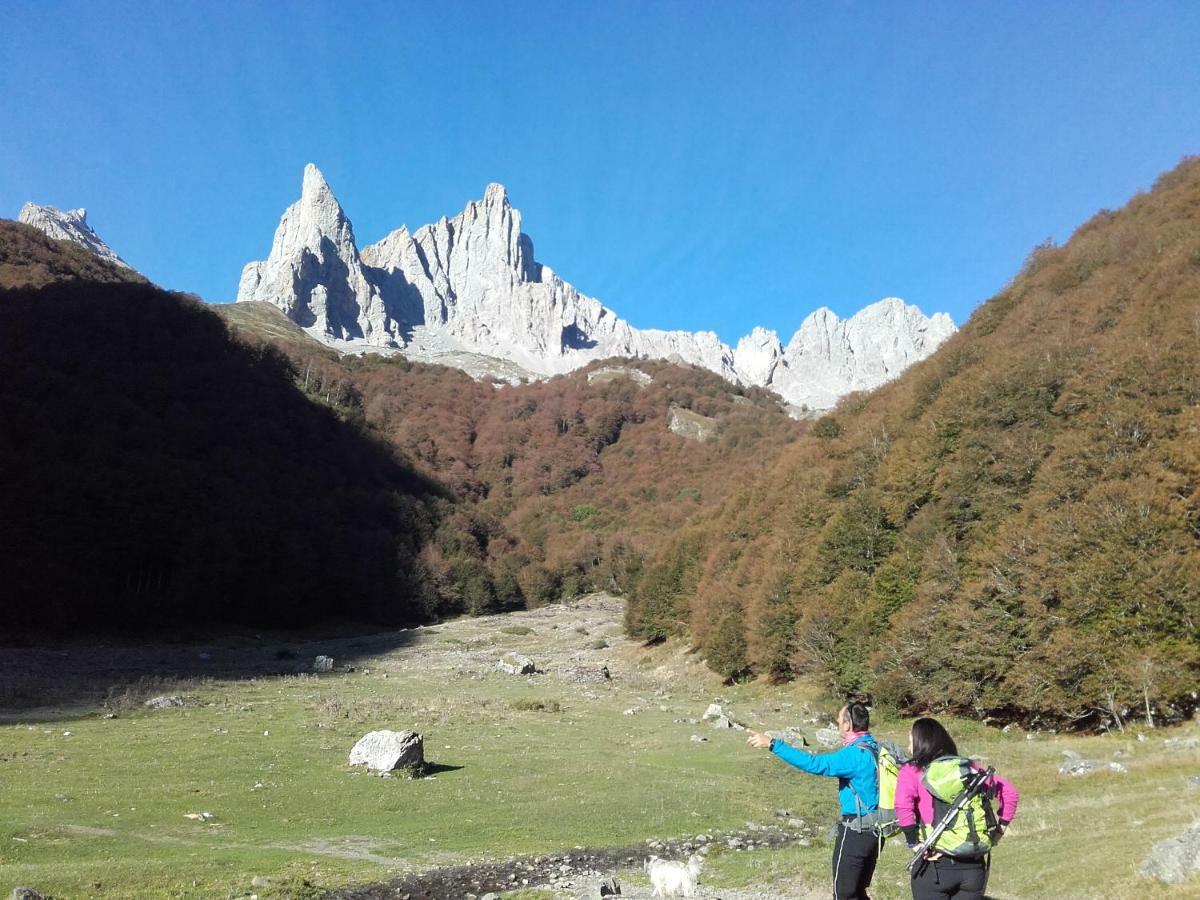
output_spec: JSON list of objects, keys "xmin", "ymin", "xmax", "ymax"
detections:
[
  {"xmin": 832, "ymin": 823, "xmax": 880, "ymax": 900},
  {"xmin": 910, "ymin": 857, "xmax": 988, "ymax": 900}
]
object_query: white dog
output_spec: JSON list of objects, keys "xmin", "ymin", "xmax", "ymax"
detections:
[{"xmin": 645, "ymin": 853, "xmax": 704, "ymax": 897}]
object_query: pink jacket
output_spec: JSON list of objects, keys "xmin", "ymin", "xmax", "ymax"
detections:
[{"xmin": 895, "ymin": 761, "xmax": 1019, "ymax": 829}]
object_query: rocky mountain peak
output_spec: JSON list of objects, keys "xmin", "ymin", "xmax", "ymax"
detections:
[
  {"xmin": 301, "ymin": 162, "xmax": 332, "ymax": 200},
  {"xmin": 17, "ymin": 202, "xmax": 130, "ymax": 269},
  {"xmin": 237, "ymin": 165, "xmax": 957, "ymax": 412},
  {"xmin": 237, "ymin": 165, "xmax": 393, "ymax": 344}
]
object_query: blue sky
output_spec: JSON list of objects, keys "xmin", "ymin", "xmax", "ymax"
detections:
[{"xmin": 1, "ymin": 1, "xmax": 1197, "ymax": 342}]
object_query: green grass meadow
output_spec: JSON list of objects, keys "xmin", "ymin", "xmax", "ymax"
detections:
[{"xmin": 1, "ymin": 624, "xmax": 1197, "ymax": 899}]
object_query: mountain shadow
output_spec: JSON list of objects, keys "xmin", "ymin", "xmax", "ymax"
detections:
[{"xmin": 0, "ymin": 276, "xmax": 452, "ymax": 637}]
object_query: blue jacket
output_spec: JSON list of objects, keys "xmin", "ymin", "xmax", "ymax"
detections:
[{"xmin": 771, "ymin": 734, "xmax": 879, "ymax": 817}]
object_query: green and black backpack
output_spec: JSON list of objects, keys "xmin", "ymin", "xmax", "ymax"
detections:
[
  {"xmin": 920, "ymin": 756, "xmax": 999, "ymax": 857},
  {"xmin": 849, "ymin": 739, "xmax": 908, "ymax": 837}
]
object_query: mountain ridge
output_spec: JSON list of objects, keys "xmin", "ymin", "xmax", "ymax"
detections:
[
  {"xmin": 18, "ymin": 203, "xmax": 131, "ymax": 269},
  {"xmin": 236, "ymin": 165, "xmax": 957, "ymax": 411}
]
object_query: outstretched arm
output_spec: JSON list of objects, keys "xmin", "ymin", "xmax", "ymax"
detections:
[{"xmin": 746, "ymin": 729, "xmax": 856, "ymax": 777}]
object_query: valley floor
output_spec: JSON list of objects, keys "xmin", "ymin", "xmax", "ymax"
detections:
[{"xmin": 0, "ymin": 595, "xmax": 1196, "ymax": 899}]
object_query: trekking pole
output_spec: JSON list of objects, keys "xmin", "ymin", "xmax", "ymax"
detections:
[{"xmin": 905, "ymin": 766, "xmax": 994, "ymax": 873}]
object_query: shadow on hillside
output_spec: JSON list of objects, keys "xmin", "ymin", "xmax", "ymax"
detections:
[
  {"xmin": 0, "ymin": 625, "xmax": 431, "ymax": 723},
  {"xmin": 0, "ymin": 279, "xmax": 454, "ymax": 671}
]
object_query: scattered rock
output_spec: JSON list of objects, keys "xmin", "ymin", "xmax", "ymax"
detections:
[
  {"xmin": 702, "ymin": 703, "xmax": 724, "ymax": 720},
  {"xmin": 497, "ymin": 653, "xmax": 537, "ymax": 675},
  {"xmin": 1140, "ymin": 821, "xmax": 1200, "ymax": 884},
  {"xmin": 623, "ymin": 707, "xmax": 640, "ymax": 716},
  {"xmin": 710, "ymin": 715, "xmax": 733, "ymax": 729},
  {"xmin": 690, "ymin": 735, "xmax": 708, "ymax": 743},
  {"xmin": 814, "ymin": 727, "xmax": 841, "ymax": 748},
  {"xmin": 184, "ymin": 811, "xmax": 214, "ymax": 821},
  {"xmin": 1164, "ymin": 737, "xmax": 1200, "ymax": 751},
  {"xmin": 143, "ymin": 695, "xmax": 185, "ymax": 709},
  {"xmin": 780, "ymin": 726, "xmax": 808, "ymax": 747},
  {"xmin": 251, "ymin": 876, "xmax": 271, "ymax": 888},
  {"xmin": 587, "ymin": 366, "xmax": 651, "ymax": 387},
  {"xmin": 565, "ymin": 664, "xmax": 611, "ymax": 684},
  {"xmin": 1058, "ymin": 759, "xmax": 1128, "ymax": 777},
  {"xmin": 11, "ymin": 889, "xmax": 45, "ymax": 900},
  {"xmin": 599, "ymin": 875, "xmax": 622, "ymax": 895},
  {"xmin": 313, "ymin": 655, "xmax": 335, "ymax": 673},
  {"xmin": 349, "ymin": 730, "xmax": 425, "ymax": 773},
  {"xmin": 668, "ymin": 404, "xmax": 718, "ymax": 442}
]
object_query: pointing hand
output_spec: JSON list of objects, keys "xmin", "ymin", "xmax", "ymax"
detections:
[{"xmin": 747, "ymin": 730, "xmax": 773, "ymax": 749}]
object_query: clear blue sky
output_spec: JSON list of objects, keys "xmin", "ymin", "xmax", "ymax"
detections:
[{"xmin": 2, "ymin": 1, "xmax": 1197, "ymax": 341}]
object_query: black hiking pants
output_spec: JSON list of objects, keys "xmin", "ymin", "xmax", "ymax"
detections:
[
  {"xmin": 909, "ymin": 856, "xmax": 988, "ymax": 900},
  {"xmin": 832, "ymin": 823, "xmax": 880, "ymax": 900}
]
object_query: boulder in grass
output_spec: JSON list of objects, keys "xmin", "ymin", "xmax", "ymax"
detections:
[
  {"xmin": 497, "ymin": 653, "xmax": 536, "ymax": 675},
  {"xmin": 313, "ymin": 655, "xmax": 334, "ymax": 673},
  {"xmin": 349, "ymin": 730, "xmax": 424, "ymax": 773},
  {"xmin": 1140, "ymin": 821, "xmax": 1200, "ymax": 884},
  {"xmin": 11, "ymin": 889, "xmax": 46, "ymax": 900},
  {"xmin": 702, "ymin": 703, "xmax": 724, "ymax": 720},
  {"xmin": 144, "ymin": 695, "xmax": 185, "ymax": 709},
  {"xmin": 814, "ymin": 727, "xmax": 841, "ymax": 748}
]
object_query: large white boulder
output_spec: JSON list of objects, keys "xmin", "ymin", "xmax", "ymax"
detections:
[{"xmin": 348, "ymin": 730, "xmax": 424, "ymax": 772}]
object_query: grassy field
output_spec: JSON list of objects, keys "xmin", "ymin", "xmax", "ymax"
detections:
[{"xmin": 0, "ymin": 596, "xmax": 1196, "ymax": 899}]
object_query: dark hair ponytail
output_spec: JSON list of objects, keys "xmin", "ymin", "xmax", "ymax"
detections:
[{"xmin": 910, "ymin": 717, "xmax": 958, "ymax": 769}]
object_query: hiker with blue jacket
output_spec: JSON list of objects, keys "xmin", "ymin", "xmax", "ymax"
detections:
[{"xmin": 748, "ymin": 701, "xmax": 883, "ymax": 900}]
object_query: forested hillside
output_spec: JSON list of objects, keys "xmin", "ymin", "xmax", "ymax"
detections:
[
  {"xmin": 0, "ymin": 220, "xmax": 146, "ymax": 289},
  {"xmin": 626, "ymin": 158, "xmax": 1200, "ymax": 727},
  {"xmin": 0, "ymin": 221, "xmax": 801, "ymax": 634},
  {"xmin": 219, "ymin": 304, "xmax": 802, "ymax": 611}
]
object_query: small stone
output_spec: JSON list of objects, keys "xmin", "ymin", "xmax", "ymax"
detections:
[
  {"xmin": 1058, "ymin": 758, "xmax": 1125, "ymax": 777},
  {"xmin": 11, "ymin": 889, "xmax": 46, "ymax": 900},
  {"xmin": 1164, "ymin": 737, "xmax": 1200, "ymax": 751},
  {"xmin": 144, "ymin": 695, "xmax": 185, "ymax": 709},
  {"xmin": 497, "ymin": 653, "xmax": 537, "ymax": 675},
  {"xmin": 702, "ymin": 703, "xmax": 724, "ymax": 720},
  {"xmin": 690, "ymin": 735, "xmax": 708, "ymax": 743},
  {"xmin": 251, "ymin": 876, "xmax": 271, "ymax": 888}
]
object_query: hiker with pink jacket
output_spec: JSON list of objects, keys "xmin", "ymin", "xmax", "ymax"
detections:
[{"xmin": 895, "ymin": 717, "xmax": 1020, "ymax": 900}]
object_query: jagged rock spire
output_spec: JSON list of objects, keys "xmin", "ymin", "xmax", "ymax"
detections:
[
  {"xmin": 237, "ymin": 164, "xmax": 395, "ymax": 343},
  {"xmin": 237, "ymin": 166, "xmax": 958, "ymax": 411}
]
